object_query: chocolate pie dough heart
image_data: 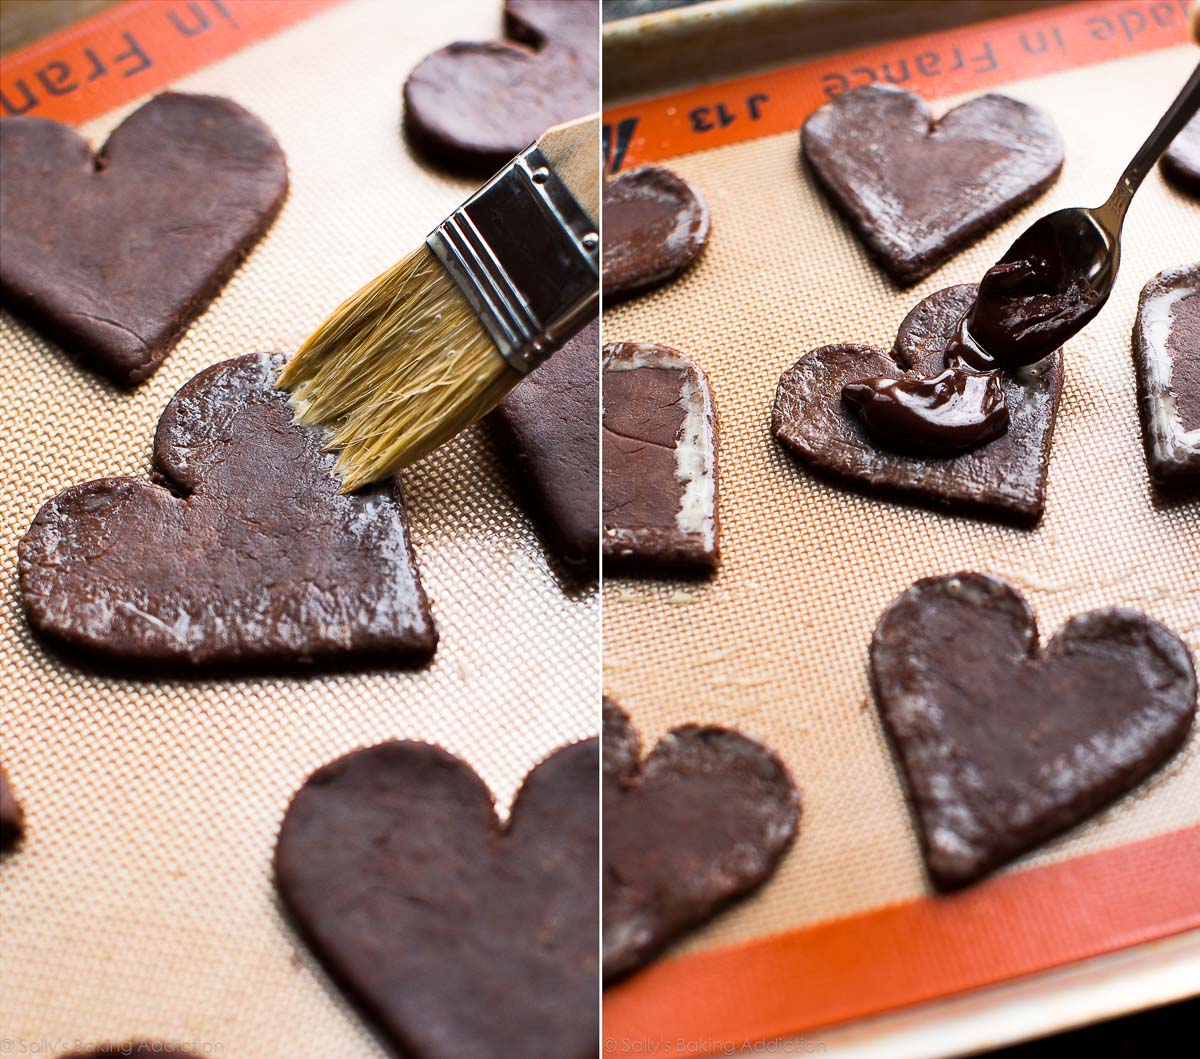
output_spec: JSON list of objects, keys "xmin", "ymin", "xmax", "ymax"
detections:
[
  {"xmin": 802, "ymin": 84, "xmax": 1063, "ymax": 286},
  {"xmin": 0, "ymin": 93, "xmax": 287, "ymax": 386},
  {"xmin": 18, "ymin": 353, "xmax": 436, "ymax": 669},
  {"xmin": 772, "ymin": 284, "xmax": 1063, "ymax": 525},
  {"xmin": 276, "ymin": 737, "xmax": 599, "ymax": 1059},
  {"xmin": 871, "ymin": 573, "xmax": 1197, "ymax": 890},
  {"xmin": 403, "ymin": 0, "xmax": 599, "ymax": 173},
  {"xmin": 603, "ymin": 700, "xmax": 799, "ymax": 981}
]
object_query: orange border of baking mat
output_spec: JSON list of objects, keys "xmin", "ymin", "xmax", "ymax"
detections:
[
  {"xmin": 603, "ymin": 0, "xmax": 1199, "ymax": 1046},
  {"xmin": 1, "ymin": 0, "xmax": 344, "ymax": 125},
  {"xmin": 604, "ymin": 824, "xmax": 1200, "ymax": 1048},
  {"xmin": 603, "ymin": 0, "xmax": 1195, "ymax": 172}
]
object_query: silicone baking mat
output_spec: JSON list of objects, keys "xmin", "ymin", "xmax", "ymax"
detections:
[
  {"xmin": 0, "ymin": 1, "xmax": 598, "ymax": 1054},
  {"xmin": 601, "ymin": 0, "xmax": 1200, "ymax": 1050}
]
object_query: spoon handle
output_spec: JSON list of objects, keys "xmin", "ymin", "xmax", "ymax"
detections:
[{"xmin": 1098, "ymin": 60, "xmax": 1200, "ymax": 227}]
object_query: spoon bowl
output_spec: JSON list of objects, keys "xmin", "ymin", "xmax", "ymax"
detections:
[
  {"xmin": 962, "ymin": 207, "xmax": 1116, "ymax": 367},
  {"xmin": 1032, "ymin": 206, "xmax": 1120, "ymax": 295},
  {"xmin": 960, "ymin": 62, "xmax": 1200, "ymax": 369}
]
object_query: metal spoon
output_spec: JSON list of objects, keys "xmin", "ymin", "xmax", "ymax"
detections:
[{"xmin": 958, "ymin": 61, "xmax": 1200, "ymax": 369}]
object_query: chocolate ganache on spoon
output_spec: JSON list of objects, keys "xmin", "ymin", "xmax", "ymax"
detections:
[{"xmin": 845, "ymin": 62, "xmax": 1200, "ymax": 455}]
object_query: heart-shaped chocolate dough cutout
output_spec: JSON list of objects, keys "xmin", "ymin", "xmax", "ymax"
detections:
[
  {"xmin": 19, "ymin": 353, "xmax": 436, "ymax": 669},
  {"xmin": 0, "ymin": 93, "xmax": 287, "ymax": 386},
  {"xmin": 802, "ymin": 84, "xmax": 1063, "ymax": 286},
  {"xmin": 403, "ymin": 0, "xmax": 599, "ymax": 174},
  {"xmin": 772, "ymin": 284, "xmax": 1063, "ymax": 525},
  {"xmin": 603, "ymin": 166, "xmax": 711, "ymax": 298},
  {"xmin": 603, "ymin": 700, "xmax": 799, "ymax": 981},
  {"xmin": 871, "ymin": 572, "xmax": 1197, "ymax": 891},
  {"xmin": 1132, "ymin": 263, "xmax": 1200, "ymax": 484},
  {"xmin": 276, "ymin": 736, "xmax": 599, "ymax": 1059}
]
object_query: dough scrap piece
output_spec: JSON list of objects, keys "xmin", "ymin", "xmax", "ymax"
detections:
[
  {"xmin": 1161, "ymin": 112, "xmax": 1200, "ymax": 196},
  {"xmin": 603, "ymin": 166, "xmax": 710, "ymax": 298},
  {"xmin": 490, "ymin": 318, "xmax": 599, "ymax": 572},
  {"xmin": 1132, "ymin": 263, "xmax": 1200, "ymax": 485},
  {"xmin": 603, "ymin": 341, "xmax": 719, "ymax": 573}
]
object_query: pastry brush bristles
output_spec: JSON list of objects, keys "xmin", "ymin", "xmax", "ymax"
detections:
[{"xmin": 278, "ymin": 244, "xmax": 519, "ymax": 493}]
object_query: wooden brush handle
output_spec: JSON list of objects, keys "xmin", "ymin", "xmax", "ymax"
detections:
[{"xmin": 537, "ymin": 114, "xmax": 600, "ymax": 227}]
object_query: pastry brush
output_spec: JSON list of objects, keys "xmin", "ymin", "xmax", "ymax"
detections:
[{"xmin": 278, "ymin": 115, "xmax": 599, "ymax": 492}]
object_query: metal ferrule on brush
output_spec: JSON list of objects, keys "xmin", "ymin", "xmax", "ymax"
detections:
[{"xmin": 426, "ymin": 145, "xmax": 599, "ymax": 374}]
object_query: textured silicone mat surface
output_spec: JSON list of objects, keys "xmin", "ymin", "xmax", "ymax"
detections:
[
  {"xmin": 0, "ymin": 1, "xmax": 597, "ymax": 1054},
  {"xmin": 603, "ymin": 44, "xmax": 1199, "ymax": 960}
]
